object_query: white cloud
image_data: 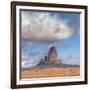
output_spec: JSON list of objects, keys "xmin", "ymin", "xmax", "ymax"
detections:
[
  {"xmin": 21, "ymin": 54, "xmax": 39, "ymax": 69},
  {"xmin": 21, "ymin": 11, "xmax": 75, "ymax": 42},
  {"xmin": 47, "ymin": 42, "xmax": 69, "ymax": 49},
  {"xmin": 59, "ymin": 58, "xmax": 80, "ymax": 65},
  {"xmin": 22, "ymin": 60, "xmax": 37, "ymax": 69}
]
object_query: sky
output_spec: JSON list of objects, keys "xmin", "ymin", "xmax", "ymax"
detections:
[{"xmin": 20, "ymin": 10, "xmax": 80, "ymax": 69}]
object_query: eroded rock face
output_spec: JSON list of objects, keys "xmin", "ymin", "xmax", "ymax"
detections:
[
  {"xmin": 48, "ymin": 47, "xmax": 58, "ymax": 64},
  {"xmin": 38, "ymin": 46, "xmax": 58, "ymax": 66}
]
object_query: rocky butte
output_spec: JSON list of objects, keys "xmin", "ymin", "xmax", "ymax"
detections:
[
  {"xmin": 36, "ymin": 46, "xmax": 79, "ymax": 69},
  {"xmin": 48, "ymin": 46, "xmax": 58, "ymax": 64},
  {"xmin": 38, "ymin": 46, "xmax": 58, "ymax": 65}
]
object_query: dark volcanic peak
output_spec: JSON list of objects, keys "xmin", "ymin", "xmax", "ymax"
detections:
[
  {"xmin": 48, "ymin": 46, "xmax": 58, "ymax": 64},
  {"xmin": 49, "ymin": 46, "xmax": 56, "ymax": 54},
  {"xmin": 30, "ymin": 46, "xmax": 80, "ymax": 70}
]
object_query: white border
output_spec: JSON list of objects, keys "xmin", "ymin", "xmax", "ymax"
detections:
[{"xmin": 16, "ymin": 5, "xmax": 85, "ymax": 85}]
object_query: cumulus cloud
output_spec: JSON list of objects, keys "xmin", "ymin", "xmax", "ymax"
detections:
[
  {"xmin": 61, "ymin": 59, "xmax": 80, "ymax": 65},
  {"xmin": 22, "ymin": 60, "xmax": 37, "ymax": 69},
  {"xmin": 47, "ymin": 42, "xmax": 69, "ymax": 48},
  {"xmin": 21, "ymin": 54, "xmax": 40, "ymax": 69},
  {"xmin": 28, "ymin": 50, "xmax": 43, "ymax": 56},
  {"xmin": 21, "ymin": 11, "xmax": 75, "ymax": 42}
]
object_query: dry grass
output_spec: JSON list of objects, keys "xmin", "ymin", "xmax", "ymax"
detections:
[{"xmin": 21, "ymin": 67, "xmax": 80, "ymax": 79}]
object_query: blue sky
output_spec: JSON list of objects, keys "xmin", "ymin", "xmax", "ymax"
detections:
[{"xmin": 21, "ymin": 10, "xmax": 80, "ymax": 68}]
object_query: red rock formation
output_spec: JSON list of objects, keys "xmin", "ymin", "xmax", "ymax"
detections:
[{"xmin": 48, "ymin": 47, "xmax": 58, "ymax": 64}]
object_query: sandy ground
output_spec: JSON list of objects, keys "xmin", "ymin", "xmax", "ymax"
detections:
[{"xmin": 21, "ymin": 67, "xmax": 80, "ymax": 79}]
